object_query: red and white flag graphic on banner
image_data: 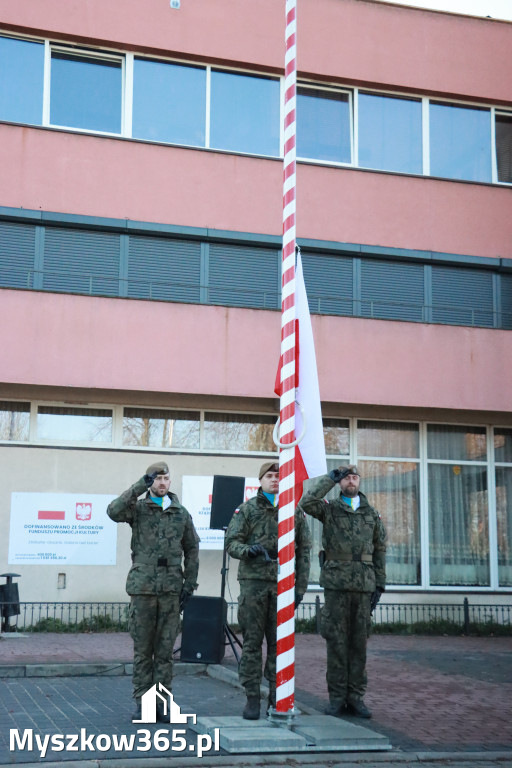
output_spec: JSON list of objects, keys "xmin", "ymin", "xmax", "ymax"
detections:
[{"xmin": 275, "ymin": 249, "xmax": 327, "ymax": 503}]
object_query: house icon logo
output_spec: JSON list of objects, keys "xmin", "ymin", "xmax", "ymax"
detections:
[{"xmin": 132, "ymin": 683, "xmax": 197, "ymax": 725}]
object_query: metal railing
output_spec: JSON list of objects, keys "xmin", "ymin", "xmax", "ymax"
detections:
[
  {"xmin": 2, "ymin": 268, "xmax": 511, "ymax": 329},
  {"xmin": 1, "ymin": 598, "xmax": 511, "ymax": 634}
]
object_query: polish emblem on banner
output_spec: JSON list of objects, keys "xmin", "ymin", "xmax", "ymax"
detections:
[{"xmin": 76, "ymin": 503, "xmax": 92, "ymax": 521}]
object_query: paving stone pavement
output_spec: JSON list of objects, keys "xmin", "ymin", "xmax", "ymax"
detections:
[{"xmin": 1, "ymin": 631, "xmax": 511, "ymax": 763}]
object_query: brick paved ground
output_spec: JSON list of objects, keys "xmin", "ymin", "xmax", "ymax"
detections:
[{"xmin": 1, "ymin": 631, "xmax": 511, "ymax": 755}]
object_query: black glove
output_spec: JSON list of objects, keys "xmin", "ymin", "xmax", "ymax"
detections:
[
  {"xmin": 179, "ymin": 588, "xmax": 192, "ymax": 612},
  {"xmin": 329, "ymin": 467, "xmax": 351, "ymax": 483},
  {"xmin": 247, "ymin": 543, "xmax": 266, "ymax": 558},
  {"xmin": 294, "ymin": 592, "xmax": 303, "ymax": 609},
  {"xmin": 267, "ymin": 548, "xmax": 278, "ymax": 561},
  {"xmin": 370, "ymin": 587, "xmax": 384, "ymax": 614},
  {"xmin": 143, "ymin": 471, "xmax": 159, "ymax": 488}
]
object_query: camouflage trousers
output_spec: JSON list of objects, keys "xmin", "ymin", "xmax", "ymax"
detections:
[
  {"xmin": 237, "ymin": 580, "xmax": 277, "ymax": 697},
  {"xmin": 129, "ymin": 593, "xmax": 180, "ymax": 699},
  {"xmin": 321, "ymin": 589, "xmax": 371, "ymax": 705}
]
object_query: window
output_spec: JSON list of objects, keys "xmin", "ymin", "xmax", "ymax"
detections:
[
  {"xmin": 323, "ymin": 418, "xmax": 350, "ymax": 456},
  {"xmin": 50, "ymin": 50, "xmax": 122, "ymax": 133},
  {"xmin": 495, "ymin": 428, "xmax": 512, "ymax": 587},
  {"xmin": 37, "ymin": 406, "xmax": 113, "ymax": 442},
  {"xmin": 428, "ymin": 425, "xmax": 489, "ymax": 586},
  {"xmin": 361, "ymin": 460, "xmax": 421, "ymax": 586},
  {"xmin": 210, "ymin": 70, "xmax": 279, "ymax": 156},
  {"xmin": 360, "ymin": 260, "xmax": 425, "ymax": 322},
  {"xmin": 358, "ymin": 421, "xmax": 420, "ymax": 586},
  {"xmin": 495, "ymin": 113, "xmax": 512, "ymax": 184},
  {"xmin": 358, "ymin": 420, "xmax": 419, "ymax": 458},
  {"xmin": 43, "ymin": 228, "xmax": 120, "ymax": 296},
  {"xmin": 0, "ymin": 35, "xmax": 44, "ymax": 125},
  {"xmin": 128, "ymin": 235, "xmax": 201, "ymax": 303},
  {"xmin": 358, "ymin": 92, "xmax": 422, "ymax": 174},
  {"xmin": 203, "ymin": 412, "xmax": 276, "ymax": 451},
  {"xmin": 431, "ymin": 265, "xmax": 494, "ymax": 327},
  {"xmin": 429, "ymin": 102, "xmax": 492, "ymax": 182},
  {"xmin": 0, "ymin": 401, "xmax": 30, "ymax": 441},
  {"xmin": 297, "ymin": 86, "xmax": 351, "ymax": 163},
  {"xmin": 123, "ymin": 408, "xmax": 200, "ymax": 449},
  {"xmin": 208, "ymin": 243, "xmax": 280, "ymax": 309},
  {"xmin": 301, "ymin": 252, "xmax": 353, "ymax": 316},
  {"xmin": 0, "ymin": 221, "xmax": 36, "ymax": 289},
  {"xmin": 133, "ymin": 58, "xmax": 206, "ymax": 146}
]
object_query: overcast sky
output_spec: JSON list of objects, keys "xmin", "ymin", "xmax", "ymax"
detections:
[{"xmin": 379, "ymin": 0, "xmax": 512, "ymax": 20}]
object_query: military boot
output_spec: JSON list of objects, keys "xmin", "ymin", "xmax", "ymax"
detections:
[
  {"xmin": 243, "ymin": 695, "xmax": 261, "ymax": 720},
  {"xmin": 324, "ymin": 700, "xmax": 346, "ymax": 717},
  {"xmin": 267, "ymin": 689, "xmax": 276, "ymax": 711},
  {"xmin": 347, "ymin": 698, "xmax": 372, "ymax": 718},
  {"xmin": 132, "ymin": 698, "xmax": 141, "ymax": 721}
]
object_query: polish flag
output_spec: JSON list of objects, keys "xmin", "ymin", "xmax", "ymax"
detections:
[
  {"xmin": 38, "ymin": 511, "xmax": 65, "ymax": 520},
  {"xmin": 275, "ymin": 249, "xmax": 327, "ymax": 503}
]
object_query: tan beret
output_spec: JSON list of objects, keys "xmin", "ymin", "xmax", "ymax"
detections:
[
  {"xmin": 146, "ymin": 461, "xmax": 169, "ymax": 476},
  {"xmin": 259, "ymin": 461, "xmax": 279, "ymax": 480}
]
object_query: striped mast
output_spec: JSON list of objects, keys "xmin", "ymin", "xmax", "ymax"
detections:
[{"xmin": 276, "ymin": 0, "xmax": 298, "ymax": 715}]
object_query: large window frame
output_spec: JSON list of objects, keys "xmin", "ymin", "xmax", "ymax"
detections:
[
  {"xmin": 0, "ymin": 32, "xmax": 511, "ymax": 185},
  {"xmin": 1, "ymin": 400, "xmax": 510, "ymax": 592}
]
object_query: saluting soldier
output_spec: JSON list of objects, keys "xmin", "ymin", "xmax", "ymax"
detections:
[
  {"xmin": 107, "ymin": 461, "xmax": 199, "ymax": 721},
  {"xmin": 297, "ymin": 465, "xmax": 386, "ymax": 719},
  {"xmin": 226, "ymin": 461, "xmax": 311, "ymax": 720}
]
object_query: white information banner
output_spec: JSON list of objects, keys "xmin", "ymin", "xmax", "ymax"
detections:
[
  {"xmin": 182, "ymin": 476, "xmax": 259, "ymax": 550},
  {"xmin": 8, "ymin": 493, "xmax": 117, "ymax": 565}
]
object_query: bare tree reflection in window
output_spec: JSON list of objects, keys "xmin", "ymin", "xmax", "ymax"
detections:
[{"xmin": 0, "ymin": 401, "xmax": 30, "ymax": 441}]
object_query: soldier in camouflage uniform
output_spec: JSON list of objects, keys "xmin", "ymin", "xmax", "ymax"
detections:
[
  {"xmin": 107, "ymin": 461, "xmax": 199, "ymax": 721},
  {"xmin": 226, "ymin": 461, "xmax": 311, "ymax": 720},
  {"xmin": 297, "ymin": 465, "xmax": 386, "ymax": 719}
]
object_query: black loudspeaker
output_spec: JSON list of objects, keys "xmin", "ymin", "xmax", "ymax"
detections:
[
  {"xmin": 180, "ymin": 596, "xmax": 227, "ymax": 664},
  {"xmin": 210, "ymin": 475, "xmax": 245, "ymax": 530}
]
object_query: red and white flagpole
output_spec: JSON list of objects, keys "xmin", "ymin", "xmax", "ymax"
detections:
[{"xmin": 275, "ymin": 0, "xmax": 298, "ymax": 717}]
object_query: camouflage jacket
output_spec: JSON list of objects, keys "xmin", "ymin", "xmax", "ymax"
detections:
[
  {"xmin": 297, "ymin": 474, "xmax": 386, "ymax": 593},
  {"xmin": 225, "ymin": 488, "xmax": 311, "ymax": 595},
  {"xmin": 107, "ymin": 477, "xmax": 200, "ymax": 596}
]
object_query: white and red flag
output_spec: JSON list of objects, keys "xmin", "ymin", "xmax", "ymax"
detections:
[{"xmin": 274, "ymin": 248, "xmax": 327, "ymax": 504}]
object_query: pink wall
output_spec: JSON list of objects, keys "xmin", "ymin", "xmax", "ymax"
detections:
[
  {"xmin": 0, "ymin": 0, "xmax": 511, "ymax": 102},
  {"xmin": 1, "ymin": 124, "xmax": 510, "ymax": 259},
  {"xmin": 2, "ymin": 288, "xmax": 511, "ymax": 413}
]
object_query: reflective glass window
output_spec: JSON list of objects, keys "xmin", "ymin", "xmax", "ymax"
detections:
[
  {"xmin": 358, "ymin": 92, "xmax": 422, "ymax": 174},
  {"xmin": 210, "ymin": 71, "xmax": 279, "ymax": 156},
  {"xmin": 37, "ymin": 406, "xmax": 112, "ymax": 442},
  {"xmin": 429, "ymin": 102, "xmax": 492, "ymax": 182},
  {"xmin": 203, "ymin": 412, "xmax": 276, "ymax": 451},
  {"xmin": 360, "ymin": 459, "xmax": 420, "ymax": 585},
  {"xmin": 0, "ymin": 401, "xmax": 30, "ymax": 441},
  {"xmin": 496, "ymin": 466, "xmax": 512, "ymax": 587},
  {"xmin": 123, "ymin": 408, "xmax": 200, "ymax": 449},
  {"xmin": 428, "ymin": 464, "xmax": 489, "ymax": 586},
  {"xmin": 50, "ymin": 51, "xmax": 122, "ymax": 133},
  {"xmin": 323, "ymin": 418, "xmax": 350, "ymax": 456},
  {"xmin": 133, "ymin": 58, "xmax": 206, "ymax": 146},
  {"xmin": 0, "ymin": 36, "xmax": 44, "ymax": 124},
  {"xmin": 358, "ymin": 420, "xmax": 419, "ymax": 458},
  {"xmin": 297, "ymin": 87, "xmax": 351, "ymax": 163},
  {"xmin": 427, "ymin": 424, "xmax": 487, "ymax": 461},
  {"xmin": 496, "ymin": 113, "xmax": 512, "ymax": 184},
  {"xmin": 495, "ymin": 428, "xmax": 512, "ymax": 463}
]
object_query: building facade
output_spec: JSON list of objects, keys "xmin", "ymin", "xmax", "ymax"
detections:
[{"xmin": 0, "ymin": 0, "xmax": 511, "ymax": 606}]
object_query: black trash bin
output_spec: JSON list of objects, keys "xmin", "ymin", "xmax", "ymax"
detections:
[{"xmin": 0, "ymin": 573, "xmax": 21, "ymax": 632}]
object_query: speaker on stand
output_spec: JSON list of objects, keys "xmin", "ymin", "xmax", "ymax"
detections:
[
  {"xmin": 179, "ymin": 475, "xmax": 245, "ymax": 664},
  {"xmin": 211, "ymin": 475, "xmax": 245, "ymax": 663}
]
